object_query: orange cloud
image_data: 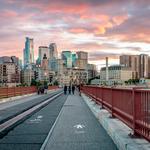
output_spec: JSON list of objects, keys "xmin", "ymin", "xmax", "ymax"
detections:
[
  {"xmin": 94, "ymin": 22, "xmax": 113, "ymax": 35},
  {"xmin": 69, "ymin": 28, "xmax": 86, "ymax": 33}
]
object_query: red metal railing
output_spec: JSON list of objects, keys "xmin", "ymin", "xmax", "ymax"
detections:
[
  {"xmin": 0, "ymin": 86, "xmax": 58, "ymax": 99},
  {"xmin": 81, "ymin": 86, "xmax": 150, "ymax": 142}
]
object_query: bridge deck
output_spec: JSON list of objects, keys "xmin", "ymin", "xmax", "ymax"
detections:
[{"xmin": 43, "ymin": 93, "xmax": 118, "ymax": 150}]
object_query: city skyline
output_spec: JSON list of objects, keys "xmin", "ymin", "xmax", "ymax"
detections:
[{"xmin": 0, "ymin": 0, "xmax": 150, "ymax": 68}]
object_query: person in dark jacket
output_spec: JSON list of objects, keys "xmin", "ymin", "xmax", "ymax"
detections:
[
  {"xmin": 68, "ymin": 85, "xmax": 71, "ymax": 94},
  {"xmin": 77, "ymin": 84, "xmax": 81, "ymax": 96},
  {"xmin": 64, "ymin": 84, "xmax": 67, "ymax": 95},
  {"xmin": 72, "ymin": 85, "xmax": 75, "ymax": 95}
]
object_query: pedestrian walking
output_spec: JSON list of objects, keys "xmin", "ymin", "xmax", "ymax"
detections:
[
  {"xmin": 44, "ymin": 85, "xmax": 48, "ymax": 94},
  {"xmin": 68, "ymin": 85, "xmax": 71, "ymax": 94},
  {"xmin": 72, "ymin": 85, "xmax": 75, "ymax": 95},
  {"xmin": 64, "ymin": 84, "xmax": 67, "ymax": 95},
  {"xmin": 78, "ymin": 84, "xmax": 81, "ymax": 96}
]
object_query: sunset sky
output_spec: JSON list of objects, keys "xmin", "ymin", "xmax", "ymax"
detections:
[{"xmin": 0, "ymin": 0, "xmax": 150, "ymax": 68}]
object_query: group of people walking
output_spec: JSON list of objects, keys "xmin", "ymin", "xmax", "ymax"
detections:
[{"xmin": 63, "ymin": 84, "xmax": 80, "ymax": 95}]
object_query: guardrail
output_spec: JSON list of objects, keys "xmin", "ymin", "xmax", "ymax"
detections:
[
  {"xmin": 81, "ymin": 86, "xmax": 150, "ymax": 142},
  {"xmin": 0, "ymin": 86, "xmax": 58, "ymax": 99}
]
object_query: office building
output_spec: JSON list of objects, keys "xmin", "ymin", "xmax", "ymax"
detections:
[
  {"xmin": 61, "ymin": 51, "xmax": 72, "ymax": 68},
  {"xmin": 76, "ymin": 51, "xmax": 88, "ymax": 69},
  {"xmin": 72, "ymin": 52, "xmax": 77, "ymax": 67},
  {"xmin": 87, "ymin": 64, "xmax": 97, "ymax": 79},
  {"xmin": 0, "ymin": 56, "xmax": 20, "ymax": 87},
  {"xmin": 38, "ymin": 46, "xmax": 49, "ymax": 65},
  {"xmin": 21, "ymin": 69, "xmax": 35, "ymax": 86},
  {"xmin": 100, "ymin": 65, "xmax": 132, "ymax": 85},
  {"xmin": 58, "ymin": 68, "xmax": 88, "ymax": 86},
  {"xmin": 0, "ymin": 62, "xmax": 20, "ymax": 87},
  {"xmin": 23, "ymin": 37, "xmax": 34, "ymax": 68},
  {"xmin": 49, "ymin": 43, "xmax": 58, "ymax": 59}
]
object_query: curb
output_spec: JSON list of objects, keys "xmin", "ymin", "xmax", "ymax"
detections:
[{"xmin": 0, "ymin": 89, "xmax": 57, "ymax": 104}]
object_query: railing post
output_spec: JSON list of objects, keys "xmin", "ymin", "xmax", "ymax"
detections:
[
  {"xmin": 111, "ymin": 87, "xmax": 114, "ymax": 118},
  {"xmin": 21, "ymin": 86, "xmax": 23, "ymax": 95},
  {"xmin": 132, "ymin": 88, "xmax": 136, "ymax": 136},
  {"xmin": 101, "ymin": 87, "xmax": 104, "ymax": 109},
  {"xmin": 20, "ymin": 86, "xmax": 21, "ymax": 95},
  {"xmin": 95, "ymin": 86, "xmax": 97, "ymax": 101},
  {"xmin": 14, "ymin": 86, "xmax": 16, "ymax": 96},
  {"xmin": 7, "ymin": 87, "xmax": 9, "ymax": 98}
]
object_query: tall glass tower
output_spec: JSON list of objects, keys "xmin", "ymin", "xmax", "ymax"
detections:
[
  {"xmin": 23, "ymin": 37, "xmax": 34, "ymax": 68},
  {"xmin": 61, "ymin": 51, "xmax": 72, "ymax": 68},
  {"xmin": 48, "ymin": 43, "xmax": 58, "ymax": 71},
  {"xmin": 72, "ymin": 53, "xmax": 77, "ymax": 67}
]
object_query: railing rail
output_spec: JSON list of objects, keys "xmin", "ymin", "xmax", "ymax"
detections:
[
  {"xmin": 81, "ymin": 85, "xmax": 150, "ymax": 142},
  {"xmin": 0, "ymin": 86, "xmax": 58, "ymax": 99}
]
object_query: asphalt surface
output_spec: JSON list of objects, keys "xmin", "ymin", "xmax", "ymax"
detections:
[
  {"xmin": 0, "ymin": 90, "xmax": 62, "ymax": 124},
  {"xmin": 43, "ymin": 93, "xmax": 118, "ymax": 150},
  {"xmin": 0, "ymin": 94, "xmax": 68, "ymax": 150}
]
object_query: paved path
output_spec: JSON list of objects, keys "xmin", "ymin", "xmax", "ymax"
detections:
[
  {"xmin": 0, "ymin": 94, "xmax": 68, "ymax": 150},
  {"xmin": 0, "ymin": 90, "xmax": 61, "ymax": 124},
  {"xmin": 43, "ymin": 93, "xmax": 118, "ymax": 150}
]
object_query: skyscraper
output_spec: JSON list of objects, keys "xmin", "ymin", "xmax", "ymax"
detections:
[
  {"xmin": 38, "ymin": 46, "xmax": 49, "ymax": 65},
  {"xmin": 49, "ymin": 43, "xmax": 58, "ymax": 59},
  {"xmin": 139, "ymin": 54, "xmax": 149, "ymax": 78},
  {"xmin": 120, "ymin": 55, "xmax": 140, "ymax": 79},
  {"xmin": 76, "ymin": 51, "xmax": 88, "ymax": 69},
  {"xmin": 23, "ymin": 37, "xmax": 34, "ymax": 68},
  {"xmin": 61, "ymin": 51, "xmax": 72, "ymax": 68},
  {"xmin": 72, "ymin": 52, "xmax": 77, "ymax": 67},
  {"xmin": 48, "ymin": 43, "xmax": 58, "ymax": 71}
]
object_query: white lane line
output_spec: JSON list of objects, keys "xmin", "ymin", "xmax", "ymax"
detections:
[{"xmin": 0, "ymin": 92, "xmax": 63, "ymax": 133}]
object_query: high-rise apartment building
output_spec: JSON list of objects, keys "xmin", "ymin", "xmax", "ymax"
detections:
[
  {"xmin": 120, "ymin": 54, "xmax": 150, "ymax": 79},
  {"xmin": 23, "ymin": 37, "xmax": 34, "ymax": 67},
  {"xmin": 139, "ymin": 54, "xmax": 149, "ymax": 78},
  {"xmin": 120, "ymin": 55, "xmax": 140, "ymax": 79}
]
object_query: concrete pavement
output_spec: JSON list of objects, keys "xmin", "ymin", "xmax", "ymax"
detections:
[
  {"xmin": 42, "ymin": 93, "xmax": 118, "ymax": 150},
  {"xmin": 0, "ymin": 94, "xmax": 67, "ymax": 150}
]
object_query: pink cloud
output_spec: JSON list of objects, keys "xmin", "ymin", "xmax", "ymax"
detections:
[
  {"xmin": 0, "ymin": 10, "xmax": 18, "ymax": 18},
  {"xmin": 112, "ymin": 15, "xmax": 128, "ymax": 26},
  {"xmin": 0, "ymin": 0, "xmax": 150, "ymax": 64}
]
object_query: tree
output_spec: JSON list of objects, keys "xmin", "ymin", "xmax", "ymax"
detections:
[
  {"xmin": 53, "ymin": 80, "xmax": 59, "ymax": 86},
  {"xmin": 31, "ymin": 79, "xmax": 37, "ymax": 86},
  {"xmin": 125, "ymin": 81, "xmax": 128, "ymax": 85},
  {"xmin": 44, "ymin": 80, "xmax": 48, "ymax": 86},
  {"xmin": 36, "ymin": 81, "xmax": 42, "ymax": 87}
]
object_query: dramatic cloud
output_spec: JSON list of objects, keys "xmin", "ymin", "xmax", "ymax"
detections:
[{"xmin": 0, "ymin": 0, "xmax": 149, "ymax": 67}]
